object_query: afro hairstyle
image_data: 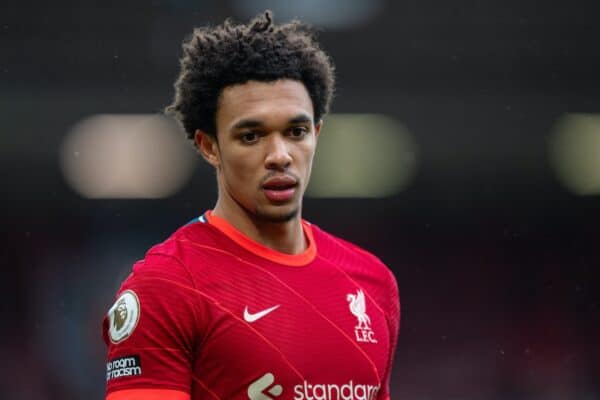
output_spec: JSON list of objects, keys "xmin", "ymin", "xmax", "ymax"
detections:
[{"xmin": 165, "ymin": 11, "xmax": 335, "ymax": 143}]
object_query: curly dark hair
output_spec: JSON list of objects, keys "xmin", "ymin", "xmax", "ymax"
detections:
[{"xmin": 165, "ymin": 11, "xmax": 335, "ymax": 143}]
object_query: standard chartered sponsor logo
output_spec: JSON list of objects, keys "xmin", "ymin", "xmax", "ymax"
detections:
[
  {"xmin": 248, "ymin": 373, "xmax": 379, "ymax": 400},
  {"xmin": 106, "ymin": 356, "xmax": 142, "ymax": 381},
  {"xmin": 293, "ymin": 380, "xmax": 380, "ymax": 400},
  {"xmin": 248, "ymin": 373, "xmax": 283, "ymax": 399}
]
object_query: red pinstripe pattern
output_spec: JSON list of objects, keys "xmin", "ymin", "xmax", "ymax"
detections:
[
  {"xmin": 191, "ymin": 375, "xmax": 222, "ymax": 400},
  {"xmin": 177, "ymin": 239, "xmax": 383, "ymax": 384},
  {"xmin": 317, "ymin": 254, "xmax": 388, "ymax": 317},
  {"xmin": 135, "ymin": 275, "xmax": 305, "ymax": 381},
  {"xmin": 110, "ymin": 347, "xmax": 184, "ymax": 352},
  {"xmin": 105, "ymin": 219, "xmax": 396, "ymax": 399},
  {"xmin": 107, "ymin": 346, "xmax": 185, "ymax": 359}
]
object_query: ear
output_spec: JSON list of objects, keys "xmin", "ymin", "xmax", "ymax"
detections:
[
  {"xmin": 314, "ymin": 120, "xmax": 323, "ymax": 139},
  {"xmin": 194, "ymin": 129, "xmax": 220, "ymax": 168}
]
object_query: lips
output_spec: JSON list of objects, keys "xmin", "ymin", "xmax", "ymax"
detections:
[{"xmin": 262, "ymin": 175, "xmax": 298, "ymax": 202}]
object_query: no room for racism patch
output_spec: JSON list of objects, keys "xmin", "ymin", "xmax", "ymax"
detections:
[{"xmin": 106, "ymin": 355, "xmax": 142, "ymax": 381}]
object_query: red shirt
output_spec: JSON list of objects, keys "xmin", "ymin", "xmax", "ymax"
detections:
[{"xmin": 103, "ymin": 211, "xmax": 400, "ymax": 400}]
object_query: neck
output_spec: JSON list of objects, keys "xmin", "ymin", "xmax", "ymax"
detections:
[{"xmin": 211, "ymin": 201, "xmax": 306, "ymax": 255}]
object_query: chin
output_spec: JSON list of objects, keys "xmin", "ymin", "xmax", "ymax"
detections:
[{"xmin": 255, "ymin": 206, "xmax": 299, "ymax": 223}]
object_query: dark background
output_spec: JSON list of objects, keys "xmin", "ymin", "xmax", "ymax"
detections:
[{"xmin": 1, "ymin": 0, "xmax": 599, "ymax": 399}]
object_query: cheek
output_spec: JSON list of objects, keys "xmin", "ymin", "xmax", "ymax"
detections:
[
  {"xmin": 301, "ymin": 141, "xmax": 317, "ymax": 173},
  {"xmin": 297, "ymin": 145, "xmax": 317, "ymax": 190},
  {"xmin": 221, "ymin": 150, "xmax": 258, "ymax": 185}
]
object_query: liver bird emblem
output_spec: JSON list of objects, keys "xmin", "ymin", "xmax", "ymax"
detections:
[{"xmin": 347, "ymin": 289, "xmax": 371, "ymax": 329}]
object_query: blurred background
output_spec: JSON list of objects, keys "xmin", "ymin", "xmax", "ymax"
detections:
[{"xmin": 2, "ymin": 0, "xmax": 599, "ymax": 399}]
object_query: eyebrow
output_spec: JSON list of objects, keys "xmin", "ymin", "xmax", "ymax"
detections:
[
  {"xmin": 289, "ymin": 114, "xmax": 312, "ymax": 124},
  {"xmin": 232, "ymin": 119, "xmax": 262, "ymax": 131},
  {"xmin": 231, "ymin": 113, "xmax": 313, "ymax": 131}
]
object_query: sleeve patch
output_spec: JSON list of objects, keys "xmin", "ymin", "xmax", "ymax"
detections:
[
  {"xmin": 107, "ymin": 290, "xmax": 140, "ymax": 343},
  {"xmin": 106, "ymin": 355, "xmax": 142, "ymax": 382}
]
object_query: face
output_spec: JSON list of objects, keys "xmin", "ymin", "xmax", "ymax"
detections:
[{"xmin": 197, "ymin": 79, "xmax": 321, "ymax": 223}]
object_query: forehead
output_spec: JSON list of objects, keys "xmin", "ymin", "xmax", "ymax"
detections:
[{"xmin": 216, "ymin": 79, "xmax": 314, "ymax": 131}]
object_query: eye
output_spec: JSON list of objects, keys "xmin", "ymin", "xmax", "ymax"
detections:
[
  {"xmin": 240, "ymin": 131, "xmax": 260, "ymax": 144},
  {"xmin": 289, "ymin": 126, "xmax": 308, "ymax": 139}
]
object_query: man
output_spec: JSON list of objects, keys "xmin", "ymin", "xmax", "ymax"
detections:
[{"xmin": 103, "ymin": 11, "xmax": 400, "ymax": 400}]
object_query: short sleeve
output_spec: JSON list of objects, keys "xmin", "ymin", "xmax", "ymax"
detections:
[
  {"xmin": 103, "ymin": 253, "xmax": 200, "ymax": 397},
  {"xmin": 379, "ymin": 268, "xmax": 400, "ymax": 400}
]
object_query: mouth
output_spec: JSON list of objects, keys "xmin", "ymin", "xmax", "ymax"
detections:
[{"xmin": 261, "ymin": 175, "xmax": 298, "ymax": 202}]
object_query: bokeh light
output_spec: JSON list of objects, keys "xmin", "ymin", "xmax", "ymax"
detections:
[
  {"xmin": 60, "ymin": 114, "xmax": 197, "ymax": 199},
  {"xmin": 308, "ymin": 114, "xmax": 418, "ymax": 198}
]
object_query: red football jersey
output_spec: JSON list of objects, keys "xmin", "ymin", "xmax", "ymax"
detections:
[{"xmin": 103, "ymin": 211, "xmax": 400, "ymax": 400}]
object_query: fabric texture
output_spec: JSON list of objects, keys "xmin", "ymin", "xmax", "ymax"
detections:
[{"xmin": 104, "ymin": 211, "xmax": 400, "ymax": 399}]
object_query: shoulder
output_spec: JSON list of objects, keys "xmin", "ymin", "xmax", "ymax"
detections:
[
  {"xmin": 311, "ymin": 223, "xmax": 394, "ymax": 281},
  {"xmin": 149, "ymin": 217, "xmax": 218, "ymax": 258},
  {"xmin": 119, "ymin": 217, "xmax": 221, "ymax": 288},
  {"xmin": 311, "ymin": 223, "xmax": 400, "ymax": 318},
  {"xmin": 142, "ymin": 217, "xmax": 224, "ymax": 267}
]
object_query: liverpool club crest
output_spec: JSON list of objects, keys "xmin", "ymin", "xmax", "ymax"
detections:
[{"xmin": 347, "ymin": 289, "xmax": 377, "ymax": 343}]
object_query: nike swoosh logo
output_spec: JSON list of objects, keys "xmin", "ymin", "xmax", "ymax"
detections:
[{"xmin": 244, "ymin": 304, "xmax": 280, "ymax": 323}]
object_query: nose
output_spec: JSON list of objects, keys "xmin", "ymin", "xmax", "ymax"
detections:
[{"xmin": 264, "ymin": 134, "xmax": 292, "ymax": 171}]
